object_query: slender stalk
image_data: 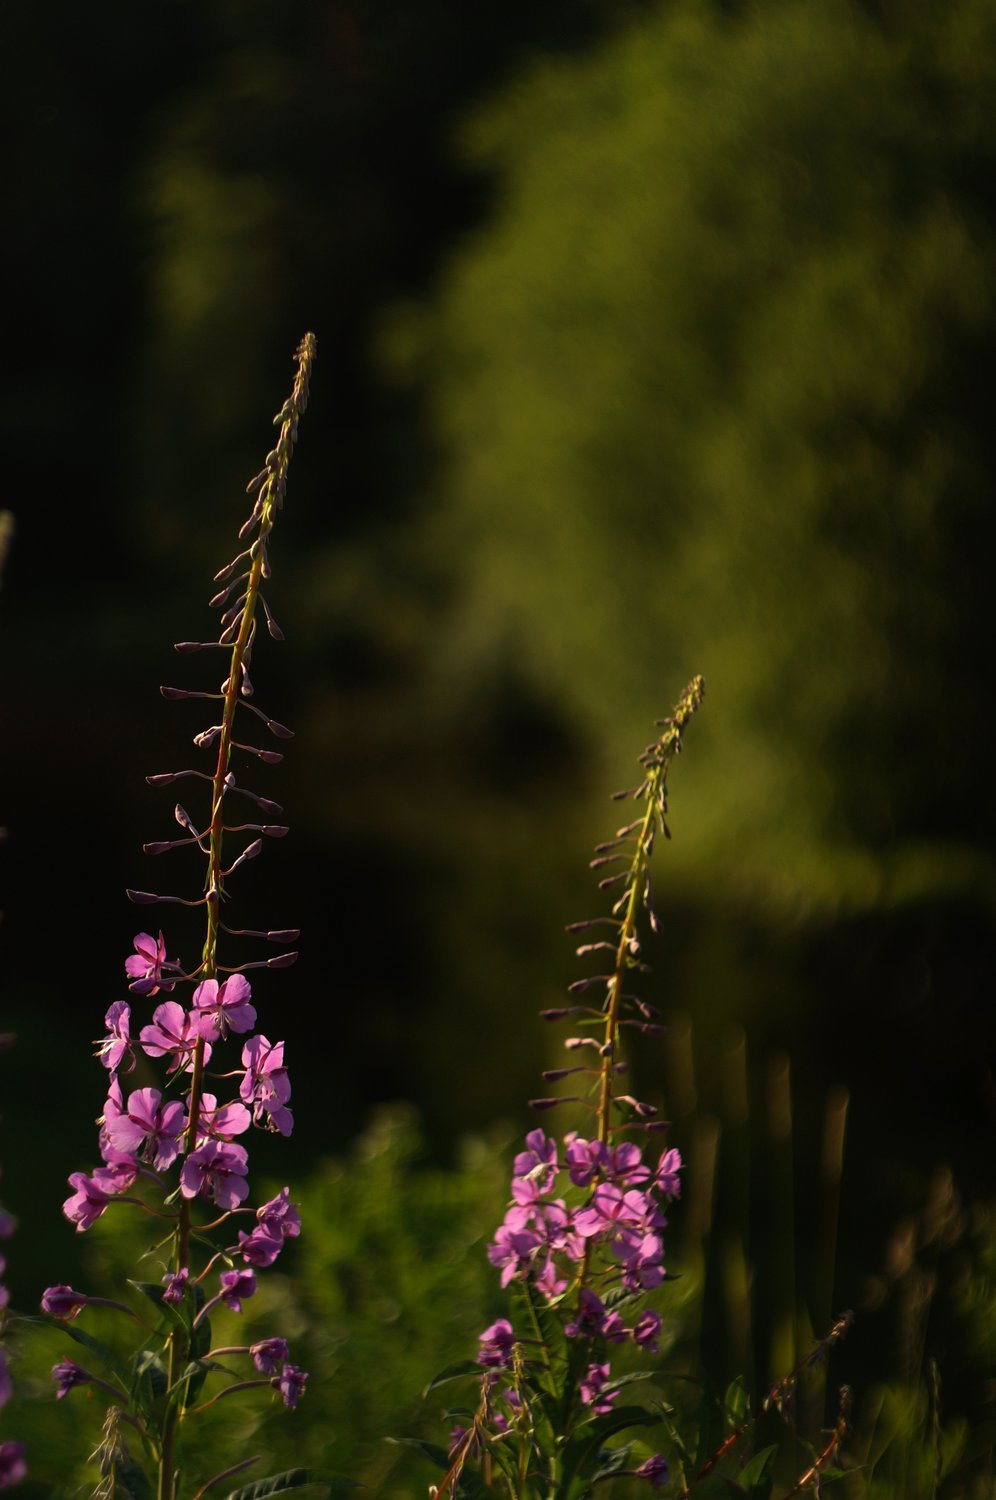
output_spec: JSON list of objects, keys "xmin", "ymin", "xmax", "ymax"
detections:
[
  {"xmin": 595, "ymin": 792, "xmax": 658, "ymax": 1147},
  {"xmin": 594, "ymin": 676, "xmax": 705, "ymax": 1144},
  {"xmin": 157, "ymin": 332, "xmax": 316, "ymax": 1500},
  {"xmin": 780, "ymin": 1385, "xmax": 852, "ymax": 1498},
  {"xmin": 570, "ymin": 679, "xmax": 705, "ymax": 1391},
  {"xmin": 190, "ymin": 1455, "xmax": 262, "ymax": 1500}
]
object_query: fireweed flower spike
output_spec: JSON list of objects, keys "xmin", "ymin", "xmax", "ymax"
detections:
[
  {"xmin": 50, "ymin": 335, "xmax": 317, "ymax": 1500},
  {"xmin": 427, "ymin": 678, "xmax": 705, "ymax": 1499},
  {"xmin": 0, "ymin": 1101, "xmax": 23, "ymax": 1491}
]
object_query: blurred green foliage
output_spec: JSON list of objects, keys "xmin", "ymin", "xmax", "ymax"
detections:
[
  {"xmin": 6, "ymin": 1110, "xmax": 996, "ymax": 1496},
  {"xmin": 384, "ymin": 0, "xmax": 996, "ymax": 917},
  {"xmin": 8, "ymin": 1111, "xmax": 505, "ymax": 1497}
]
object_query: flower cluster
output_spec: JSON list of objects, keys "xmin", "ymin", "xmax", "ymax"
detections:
[
  {"xmin": 58, "ymin": 939, "xmax": 304, "ymax": 1361},
  {"xmin": 473, "ymin": 1129, "xmax": 678, "ymax": 1479},
  {"xmin": 42, "ymin": 336, "xmax": 317, "ymax": 1498},
  {"xmin": 65, "ymin": 949, "xmax": 296, "ymax": 1239},
  {"xmin": 489, "ymin": 1129, "xmax": 681, "ymax": 1304}
]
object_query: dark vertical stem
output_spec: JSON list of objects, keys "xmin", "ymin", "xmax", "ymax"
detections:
[{"xmin": 766, "ymin": 1053, "xmax": 796, "ymax": 1393}]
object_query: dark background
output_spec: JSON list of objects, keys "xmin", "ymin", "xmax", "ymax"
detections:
[{"xmin": 2, "ymin": 0, "xmax": 995, "ymax": 1422}]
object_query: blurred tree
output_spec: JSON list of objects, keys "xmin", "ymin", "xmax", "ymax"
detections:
[{"xmin": 385, "ymin": 0, "xmax": 996, "ymax": 917}]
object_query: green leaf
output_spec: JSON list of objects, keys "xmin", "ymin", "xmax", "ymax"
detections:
[
  {"xmin": 587, "ymin": 1443, "xmax": 633, "ymax": 1486},
  {"xmin": 384, "ymin": 1437, "xmax": 451, "ymax": 1470},
  {"xmin": 129, "ymin": 1279, "xmax": 167, "ymax": 1309},
  {"xmin": 513, "ymin": 1278, "xmax": 567, "ymax": 1381},
  {"xmin": 482, "ymin": 1438, "xmax": 519, "ymax": 1489},
  {"xmin": 385, "ymin": 1441, "xmax": 495, "ymax": 1498},
  {"xmin": 129, "ymin": 1278, "xmax": 191, "ymax": 1335},
  {"xmin": 724, "ymin": 1377, "xmax": 749, "ymax": 1427},
  {"xmin": 559, "ymin": 1405, "xmax": 659, "ymax": 1492},
  {"xmin": 422, "ymin": 1359, "xmax": 482, "ymax": 1398},
  {"xmin": 112, "ymin": 1452, "xmax": 155, "ymax": 1500},
  {"xmin": 451, "ymin": 1471, "xmax": 495, "ymax": 1500},
  {"xmin": 54, "ymin": 1321, "xmax": 131, "ymax": 1385},
  {"xmin": 177, "ymin": 1357, "xmax": 234, "ymax": 1386},
  {"xmin": 132, "ymin": 1348, "xmax": 169, "ymax": 1414},
  {"xmin": 657, "ymin": 1408, "xmax": 692, "ymax": 1467},
  {"xmin": 695, "ymin": 1383, "xmax": 726, "ymax": 1471},
  {"xmin": 223, "ymin": 1469, "xmax": 351, "ymax": 1499},
  {"xmin": 178, "ymin": 1306, "xmax": 213, "ymax": 1406},
  {"xmin": 736, "ymin": 1444, "xmax": 778, "ymax": 1499},
  {"xmin": 604, "ymin": 1371, "xmax": 660, "ymax": 1395},
  {"xmin": 602, "ymin": 1286, "xmax": 639, "ymax": 1312}
]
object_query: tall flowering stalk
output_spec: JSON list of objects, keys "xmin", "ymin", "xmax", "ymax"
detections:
[
  {"xmin": 0, "ymin": 517, "xmax": 23, "ymax": 1491},
  {"xmin": 1, "ymin": 1038, "xmax": 26, "ymax": 1492},
  {"xmin": 421, "ymin": 679, "xmax": 705, "ymax": 1500},
  {"xmin": 45, "ymin": 335, "xmax": 317, "ymax": 1500},
  {"xmin": 415, "ymin": 677, "xmax": 858, "ymax": 1500}
]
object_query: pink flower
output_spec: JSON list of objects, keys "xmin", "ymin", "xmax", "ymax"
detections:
[
  {"xmin": 237, "ymin": 1226, "xmax": 284, "ymax": 1268},
  {"xmin": 565, "ymin": 1134, "xmax": 606, "ymax": 1187},
  {"xmin": 601, "ymin": 1142, "xmax": 650, "ymax": 1187},
  {"xmin": 240, "ymin": 1036, "xmax": 293, "ymax": 1135},
  {"xmin": 565, "ymin": 1289, "xmax": 625, "ymax": 1342},
  {"xmin": 272, "ymin": 1363, "xmax": 307, "ymax": 1408},
  {"xmin": 634, "ymin": 1455, "xmax": 670, "ymax": 1488},
  {"xmin": 0, "ymin": 1439, "xmax": 27, "ymax": 1487},
  {"xmin": 104, "ymin": 1087, "xmax": 187, "ymax": 1171},
  {"xmin": 162, "ymin": 1269, "xmax": 189, "ymax": 1307},
  {"xmin": 538, "ymin": 1200, "xmax": 583, "ymax": 1261},
  {"xmin": 192, "ymin": 975, "xmax": 256, "ymax": 1042},
  {"xmin": 180, "ymin": 1141, "xmax": 249, "ymax": 1211},
  {"xmin": 256, "ymin": 1187, "xmax": 301, "ymax": 1240},
  {"xmin": 140, "ymin": 1001, "xmax": 209, "ymax": 1074},
  {"xmin": 477, "ymin": 1319, "xmax": 515, "ymax": 1369},
  {"xmin": 633, "ymin": 1310, "xmax": 661, "ymax": 1353},
  {"xmin": 95, "ymin": 1001, "xmax": 133, "ymax": 1074},
  {"xmin": 219, "ymin": 1269, "xmax": 256, "ymax": 1312},
  {"xmin": 63, "ymin": 1172, "xmax": 111, "ymax": 1232},
  {"xmin": 92, "ymin": 1153, "xmax": 139, "ymax": 1196},
  {"xmin": 574, "ymin": 1184, "xmax": 648, "ymax": 1239},
  {"xmin": 125, "ymin": 931, "xmax": 174, "ymax": 996},
  {"xmin": 251, "ymin": 1338, "xmax": 289, "ymax": 1374},
  {"xmin": 535, "ymin": 1255, "xmax": 568, "ymax": 1301},
  {"xmin": 486, "ymin": 1209, "xmax": 540, "ymax": 1287},
  {"xmin": 654, "ymin": 1147, "xmax": 682, "ymax": 1199},
  {"xmin": 512, "ymin": 1129, "xmax": 559, "ymax": 1196},
  {"xmin": 579, "ymin": 1361, "xmax": 616, "ymax": 1414},
  {"xmin": 52, "ymin": 1359, "xmax": 90, "ymax": 1400},
  {"xmin": 41, "ymin": 1285, "xmax": 89, "ymax": 1321},
  {"xmin": 196, "ymin": 1093, "xmax": 251, "ymax": 1143}
]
